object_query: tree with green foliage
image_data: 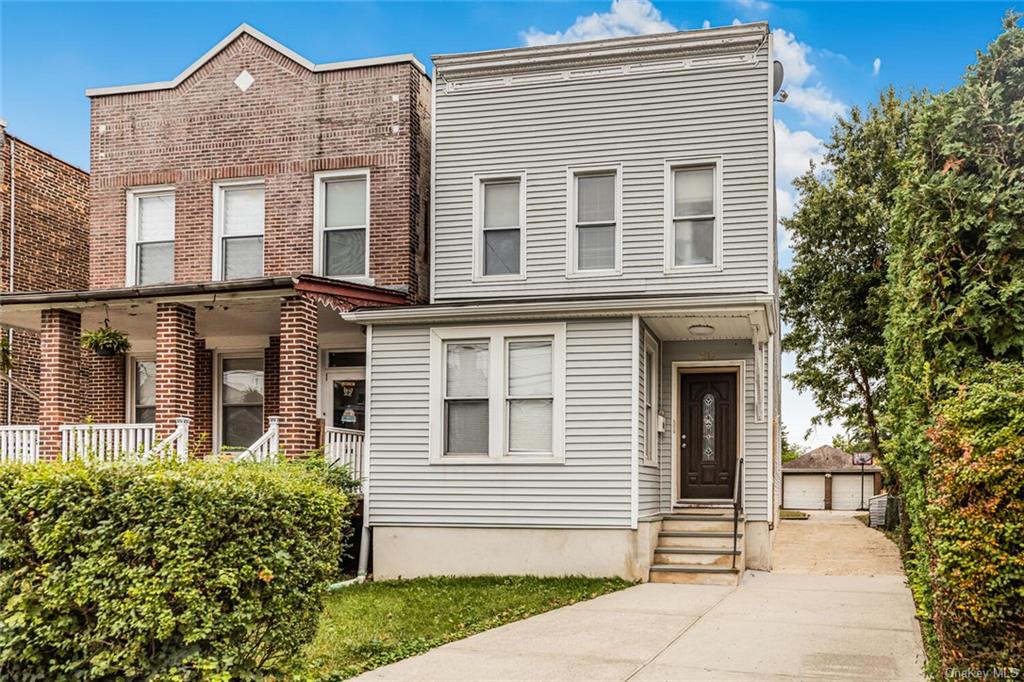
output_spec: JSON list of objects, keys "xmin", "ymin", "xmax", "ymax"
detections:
[
  {"xmin": 780, "ymin": 424, "xmax": 805, "ymax": 463},
  {"xmin": 885, "ymin": 12, "xmax": 1024, "ymax": 673},
  {"xmin": 781, "ymin": 89, "xmax": 917, "ymax": 460}
]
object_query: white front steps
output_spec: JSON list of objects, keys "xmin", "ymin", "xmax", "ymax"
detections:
[{"xmin": 648, "ymin": 508, "xmax": 744, "ymax": 585}]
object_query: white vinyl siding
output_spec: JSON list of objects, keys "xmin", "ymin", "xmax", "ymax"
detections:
[
  {"xmin": 369, "ymin": 317, "xmax": 633, "ymax": 528},
  {"xmin": 659, "ymin": 340, "xmax": 770, "ymax": 521},
  {"xmin": 126, "ymin": 187, "xmax": 175, "ymax": 286},
  {"xmin": 432, "ymin": 43, "xmax": 770, "ymax": 301},
  {"xmin": 315, "ymin": 170, "xmax": 370, "ymax": 280}
]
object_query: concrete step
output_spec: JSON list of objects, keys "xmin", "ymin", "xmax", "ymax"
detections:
[
  {"xmin": 662, "ymin": 518, "xmax": 740, "ymax": 533},
  {"xmin": 653, "ymin": 549, "xmax": 739, "ymax": 567},
  {"xmin": 657, "ymin": 531, "xmax": 742, "ymax": 550},
  {"xmin": 649, "ymin": 565, "xmax": 741, "ymax": 586}
]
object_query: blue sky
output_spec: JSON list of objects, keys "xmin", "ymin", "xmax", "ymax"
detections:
[{"xmin": 0, "ymin": 1, "xmax": 1009, "ymax": 446}]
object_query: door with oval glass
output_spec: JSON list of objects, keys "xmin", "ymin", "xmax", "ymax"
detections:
[
  {"xmin": 679, "ymin": 371, "xmax": 737, "ymax": 499},
  {"xmin": 323, "ymin": 369, "xmax": 366, "ymax": 431}
]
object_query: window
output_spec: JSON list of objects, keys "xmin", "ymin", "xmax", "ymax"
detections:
[
  {"xmin": 127, "ymin": 187, "xmax": 174, "ymax": 286},
  {"xmin": 476, "ymin": 175, "xmax": 524, "ymax": 278},
  {"xmin": 429, "ymin": 324, "xmax": 565, "ymax": 462},
  {"xmin": 327, "ymin": 351, "xmax": 367, "ymax": 368},
  {"xmin": 315, "ymin": 170, "xmax": 369, "ymax": 279},
  {"xmin": 214, "ymin": 180, "xmax": 264, "ymax": 280},
  {"xmin": 219, "ymin": 356, "xmax": 264, "ymax": 449},
  {"xmin": 569, "ymin": 169, "xmax": 619, "ymax": 274},
  {"xmin": 667, "ymin": 162, "xmax": 720, "ymax": 269},
  {"xmin": 129, "ymin": 358, "xmax": 156, "ymax": 424},
  {"xmin": 641, "ymin": 337, "xmax": 658, "ymax": 463}
]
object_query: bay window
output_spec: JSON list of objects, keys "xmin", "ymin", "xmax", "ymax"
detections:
[{"xmin": 430, "ymin": 324, "xmax": 565, "ymax": 462}]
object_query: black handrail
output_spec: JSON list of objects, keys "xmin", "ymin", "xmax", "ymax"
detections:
[{"xmin": 732, "ymin": 456, "xmax": 744, "ymax": 569}]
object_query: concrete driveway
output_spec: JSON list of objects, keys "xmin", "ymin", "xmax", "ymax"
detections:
[{"xmin": 358, "ymin": 512, "xmax": 926, "ymax": 681}]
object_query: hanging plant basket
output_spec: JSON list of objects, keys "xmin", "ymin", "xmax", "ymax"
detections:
[{"xmin": 81, "ymin": 325, "xmax": 131, "ymax": 357}]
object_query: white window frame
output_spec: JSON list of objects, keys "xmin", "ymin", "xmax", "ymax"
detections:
[
  {"xmin": 313, "ymin": 169, "xmax": 372, "ymax": 284},
  {"xmin": 642, "ymin": 334, "xmax": 659, "ymax": 464},
  {"xmin": 428, "ymin": 323, "xmax": 566, "ymax": 464},
  {"xmin": 566, "ymin": 164, "xmax": 622, "ymax": 278},
  {"xmin": 125, "ymin": 185, "xmax": 175, "ymax": 287},
  {"xmin": 213, "ymin": 350, "xmax": 266, "ymax": 452},
  {"xmin": 212, "ymin": 178, "xmax": 265, "ymax": 281},
  {"xmin": 663, "ymin": 157, "xmax": 724, "ymax": 274},
  {"xmin": 125, "ymin": 355, "xmax": 157, "ymax": 424},
  {"xmin": 473, "ymin": 171, "xmax": 527, "ymax": 282}
]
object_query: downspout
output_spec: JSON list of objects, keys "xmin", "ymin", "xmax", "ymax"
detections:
[{"xmin": 6, "ymin": 133, "xmax": 14, "ymax": 424}]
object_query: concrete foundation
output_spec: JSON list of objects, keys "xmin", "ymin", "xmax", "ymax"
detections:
[
  {"xmin": 373, "ymin": 522, "xmax": 662, "ymax": 581},
  {"xmin": 744, "ymin": 520, "xmax": 772, "ymax": 570}
]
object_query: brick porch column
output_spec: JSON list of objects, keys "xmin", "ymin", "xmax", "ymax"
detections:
[
  {"xmin": 38, "ymin": 309, "xmax": 83, "ymax": 459},
  {"xmin": 155, "ymin": 303, "xmax": 195, "ymax": 439},
  {"xmin": 278, "ymin": 297, "xmax": 318, "ymax": 457}
]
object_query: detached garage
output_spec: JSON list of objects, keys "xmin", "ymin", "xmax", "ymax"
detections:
[{"xmin": 782, "ymin": 446, "xmax": 882, "ymax": 511}]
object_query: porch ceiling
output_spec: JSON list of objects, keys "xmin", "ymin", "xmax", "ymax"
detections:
[{"xmin": 643, "ymin": 310, "xmax": 768, "ymax": 342}]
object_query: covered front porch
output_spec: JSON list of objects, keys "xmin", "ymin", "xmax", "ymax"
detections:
[{"xmin": 0, "ymin": 275, "xmax": 403, "ymax": 469}]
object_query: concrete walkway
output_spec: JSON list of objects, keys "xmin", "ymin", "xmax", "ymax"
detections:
[{"xmin": 359, "ymin": 512, "xmax": 926, "ymax": 681}]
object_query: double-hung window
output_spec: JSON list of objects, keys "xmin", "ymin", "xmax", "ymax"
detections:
[
  {"xmin": 219, "ymin": 356, "xmax": 265, "ymax": 450},
  {"xmin": 642, "ymin": 337, "xmax": 658, "ymax": 463},
  {"xmin": 477, "ymin": 175, "xmax": 524, "ymax": 278},
  {"xmin": 214, "ymin": 180, "xmax": 264, "ymax": 280},
  {"xmin": 316, "ymin": 170, "xmax": 369, "ymax": 279},
  {"xmin": 569, "ymin": 168, "xmax": 619, "ymax": 274},
  {"xmin": 667, "ymin": 161, "xmax": 720, "ymax": 269},
  {"xmin": 430, "ymin": 324, "xmax": 565, "ymax": 462},
  {"xmin": 127, "ymin": 187, "xmax": 175, "ymax": 286}
]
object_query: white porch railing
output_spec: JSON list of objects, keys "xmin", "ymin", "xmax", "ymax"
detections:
[
  {"xmin": 60, "ymin": 418, "xmax": 189, "ymax": 463},
  {"xmin": 0, "ymin": 425, "xmax": 40, "ymax": 464},
  {"xmin": 234, "ymin": 417, "xmax": 280, "ymax": 463},
  {"xmin": 325, "ymin": 427, "xmax": 364, "ymax": 479}
]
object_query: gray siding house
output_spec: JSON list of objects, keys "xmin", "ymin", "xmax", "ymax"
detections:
[{"xmin": 349, "ymin": 22, "xmax": 782, "ymax": 583}]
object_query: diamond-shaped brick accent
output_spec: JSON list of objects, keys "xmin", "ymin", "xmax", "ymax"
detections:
[{"xmin": 234, "ymin": 70, "xmax": 255, "ymax": 92}]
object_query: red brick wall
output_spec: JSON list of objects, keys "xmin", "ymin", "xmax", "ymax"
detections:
[
  {"xmin": 89, "ymin": 33, "xmax": 430, "ymax": 301},
  {"xmin": 278, "ymin": 297, "xmax": 318, "ymax": 456},
  {"xmin": 83, "ymin": 354, "xmax": 125, "ymax": 423},
  {"xmin": 38, "ymin": 309, "xmax": 83, "ymax": 458},
  {"xmin": 263, "ymin": 335, "xmax": 280, "ymax": 428},
  {"xmin": 154, "ymin": 303, "xmax": 195, "ymax": 439},
  {"xmin": 0, "ymin": 131, "xmax": 90, "ymax": 425},
  {"xmin": 193, "ymin": 339, "xmax": 213, "ymax": 454}
]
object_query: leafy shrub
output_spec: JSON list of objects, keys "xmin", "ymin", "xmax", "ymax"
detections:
[
  {"xmin": 921, "ymin": 364, "xmax": 1024, "ymax": 670},
  {"xmin": 0, "ymin": 460, "xmax": 350, "ymax": 679}
]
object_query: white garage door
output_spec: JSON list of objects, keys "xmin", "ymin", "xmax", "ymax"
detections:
[
  {"xmin": 783, "ymin": 474, "xmax": 825, "ymax": 510},
  {"xmin": 832, "ymin": 474, "xmax": 874, "ymax": 510}
]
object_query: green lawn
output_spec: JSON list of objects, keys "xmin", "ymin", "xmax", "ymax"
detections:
[{"xmin": 304, "ymin": 575, "xmax": 632, "ymax": 679}]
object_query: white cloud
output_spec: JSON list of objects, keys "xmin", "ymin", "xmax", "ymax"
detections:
[
  {"xmin": 702, "ymin": 19, "xmax": 711, "ymax": 30},
  {"xmin": 872, "ymin": 57, "xmax": 881, "ymax": 76},
  {"xmin": 774, "ymin": 119, "xmax": 825, "ymax": 187},
  {"xmin": 520, "ymin": 0, "xmax": 676, "ymax": 46},
  {"xmin": 733, "ymin": 0, "xmax": 773, "ymax": 12},
  {"xmin": 773, "ymin": 28, "xmax": 847, "ymax": 123}
]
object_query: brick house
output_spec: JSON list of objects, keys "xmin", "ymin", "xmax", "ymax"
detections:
[
  {"xmin": 0, "ymin": 25, "xmax": 430, "ymax": 462},
  {"xmin": 0, "ymin": 123, "xmax": 90, "ymax": 427}
]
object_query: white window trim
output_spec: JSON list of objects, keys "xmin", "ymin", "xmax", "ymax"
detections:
[
  {"xmin": 212, "ymin": 177, "xmax": 265, "ymax": 281},
  {"xmin": 125, "ymin": 355, "xmax": 156, "ymax": 424},
  {"xmin": 663, "ymin": 157, "xmax": 724, "ymax": 274},
  {"xmin": 313, "ymin": 168, "xmax": 373, "ymax": 285},
  {"xmin": 565, "ymin": 164, "xmax": 623, "ymax": 278},
  {"xmin": 125, "ymin": 185, "xmax": 175, "ymax": 287},
  {"xmin": 472, "ymin": 171, "xmax": 527, "ymax": 282},
  {"xmin": 428, "ymin": 323, "xmax": 566, "ymax": 464},
  {"xmin": 213, "ymin": 349, "xmax": 266, "ymax": 452},
  {"xmin": 642, "ymin": 333, "xmax": 660, "ymax": 465}
]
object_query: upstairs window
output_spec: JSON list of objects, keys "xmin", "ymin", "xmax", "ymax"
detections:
[
  {"xmin": 668, "ymin": 162, "xmax": 720, "ymax": 269},
  {"xmin": 127, "ymin": 187, "xmax": 174, "ymax": 286},
  {"xmin": 570, "ymin": 169, "xmax": 619, "ymax": 274},
  {"xmin": 477, "ymin": 175, "xmax": 524, "ymax": 278},
  {"xmin": 214, "ymin": 180, "xmax": 264, "ymax": 280},
  {"xmin": 316, "ymin": 170, "xmax": 369, "ymax": 279}
]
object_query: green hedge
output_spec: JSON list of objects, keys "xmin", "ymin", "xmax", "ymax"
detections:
[
  {"xmin": 0, "ymin": 461, "xmax": 350, "ymax": 679},
  {"xmin": 919, "ymin": 364, "xmax": 1024, "ymax": 670}
]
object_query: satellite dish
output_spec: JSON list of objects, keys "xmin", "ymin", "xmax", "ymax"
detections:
[{"xmin": 772, "ymin": 60, "xmax": 785, "ymax": 96}]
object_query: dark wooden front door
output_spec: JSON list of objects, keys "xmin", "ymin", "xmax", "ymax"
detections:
[{"xmin": 679, "ymin": 372, "xmax": 738, "ymax": 499}]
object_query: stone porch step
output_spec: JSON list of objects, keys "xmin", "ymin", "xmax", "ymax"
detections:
[
  {"xmin": 649, "ymin": 565, "xmax": 741, "ymax": 586},
  {"xmin": 653, "ymin": 550, "xmax": 739, "ymax": 567}
]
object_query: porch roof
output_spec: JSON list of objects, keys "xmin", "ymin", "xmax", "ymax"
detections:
[{"xmin": 0, "ymin": 275, "xmax": 407, "ymax": 332}]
